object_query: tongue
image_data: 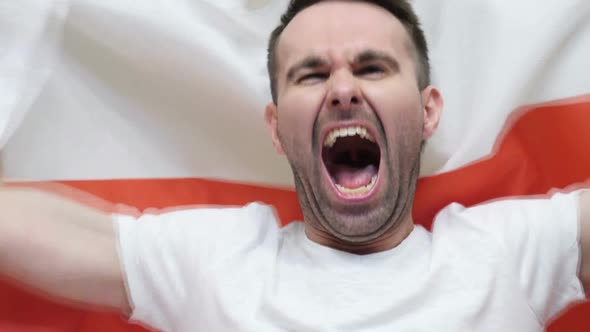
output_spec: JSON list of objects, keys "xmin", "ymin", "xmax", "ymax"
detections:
[{"xmin": 332, "ymin": 164, "xmax": 377, "ymax": 189}]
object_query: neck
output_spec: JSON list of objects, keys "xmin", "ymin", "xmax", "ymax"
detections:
[{"xmin": 304, "ymin": 216, "xmax": 415, "ymax": 255}]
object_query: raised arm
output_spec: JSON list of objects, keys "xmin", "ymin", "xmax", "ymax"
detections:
[
  {"xmin": 0, "ymin": 186, "xmax": 130, "ymax": 313},
  {"xmin": 581, "ymin": 191, "xmax": 590, "ymax": 296}
]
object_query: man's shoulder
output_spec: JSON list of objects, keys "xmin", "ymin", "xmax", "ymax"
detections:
[
  {"xmin": 433, "ymin": 190, "xmax": 582, "ymax": 226},
  {"xmin": 117, "ymin": 201, "xmax": 279, "ymax": 225},
  {"xmin": 429, "ymin": 189, "xmax": 583, "ymax": 253},
  {"xmin": 114, "ymin": 201, "xmax": 282, "ymax": 254}
]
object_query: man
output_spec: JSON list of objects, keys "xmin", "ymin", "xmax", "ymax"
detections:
[{"xmin": 0, "ymin": 0, "xmax": 588, "ymax": 331}]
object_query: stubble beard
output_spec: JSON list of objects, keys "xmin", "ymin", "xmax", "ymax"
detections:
[{"xmin": 288, "ymin": 138, "xmax": 423, "ymax": 245}]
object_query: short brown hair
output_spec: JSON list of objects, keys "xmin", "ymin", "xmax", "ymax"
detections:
[{"xmin": 267, "ymin": 0, "xmax": 430, "ymax": 103}]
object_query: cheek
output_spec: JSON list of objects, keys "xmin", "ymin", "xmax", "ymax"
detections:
[
  {"xmin": 365, "ymin": 82, "xmax": 422, "ymax": 123},
  {"xmin": 364, "ymin": 84, "xmax": 424, "ymax": 144},
  {"xmin": 277, "ymin": 88, "xmax": 325, "ymax": 149}
]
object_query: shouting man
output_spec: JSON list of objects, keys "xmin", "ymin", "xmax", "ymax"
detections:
[{"xmin": 0, "ymin": 1, "xmax": 589, "ymax": 331}]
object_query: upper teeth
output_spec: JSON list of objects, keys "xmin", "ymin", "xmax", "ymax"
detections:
[{"xmin": 323, "ymin": 126, "xmax": 375, "ymax": 148}]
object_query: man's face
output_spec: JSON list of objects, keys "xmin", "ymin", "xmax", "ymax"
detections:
[{"xmin": 266, "ymin": 1, "xmax": 441, "ymax": 248}]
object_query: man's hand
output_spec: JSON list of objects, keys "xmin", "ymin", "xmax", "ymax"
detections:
[
  {"xmin": 0, "ymin": 187, "xmax": 130, "ymax": 313},
  {"xmin": 581, "ymin": 190, "xmax": 590, "ymax": 296}
]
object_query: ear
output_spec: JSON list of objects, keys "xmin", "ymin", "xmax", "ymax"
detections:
[
  {"xmin": 265, "ymin": 102, "xmax": 285, "ymax": 154},
  {"xmin": 420, "ymin": 86, "xmax": 443, "ymax": 140}
]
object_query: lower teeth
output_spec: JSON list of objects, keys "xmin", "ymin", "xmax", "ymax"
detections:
[{"xmin": 335, "ymin": 175, "xmax": 377, "ymax": 196}]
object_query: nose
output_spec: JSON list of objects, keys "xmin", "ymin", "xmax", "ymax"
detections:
[{"xmin": 326, "ymin": 70, "xmax": 361, "ymax": 110}]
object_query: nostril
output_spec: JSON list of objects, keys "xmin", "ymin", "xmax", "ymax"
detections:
[
  {"xmin": 351, "ymin": 96, "xmax": 359, "ymax": 104},
  {"xmin": 331, "ymin": 99, "xmax": 341, "ymax": 106}
]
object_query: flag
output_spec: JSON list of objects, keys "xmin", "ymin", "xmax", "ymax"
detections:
[{"xmin": 1, "ymin": 0, "xmax": 589, "ymax": 331}]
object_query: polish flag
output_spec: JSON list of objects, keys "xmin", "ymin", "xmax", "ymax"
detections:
[{"xmin": 1, "ymin": 1, "xmax": 589, "ymax": 331}]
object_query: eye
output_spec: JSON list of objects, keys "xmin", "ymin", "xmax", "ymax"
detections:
[
  {"xmin": 355, "ymin": 65, "xmax": 385, "ymax": 77},
  {"xmin": 298, "ymin": 72, "xmax": 329, "ymax": 84}
]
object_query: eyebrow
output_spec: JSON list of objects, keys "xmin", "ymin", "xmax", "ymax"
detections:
[
  {"xmin": 354, "ymin": 49, "xmax": 400, "ymax": 72},
  {"xmin": 286, "ymin": 55, "xmax": 329, "ymax": 82},
  {"xmin": 284, "ymin": 49, "xmax": 400, "ymax": 82}
]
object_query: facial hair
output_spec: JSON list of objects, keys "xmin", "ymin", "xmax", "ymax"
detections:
[{"xmin": 279, "ymin": 107, "xmax": 424, "ymax": 244}]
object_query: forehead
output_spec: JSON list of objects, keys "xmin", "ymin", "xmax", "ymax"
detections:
[{"xmin": 277, "ymin": 1, "xmax": 412, "ymax": 70}]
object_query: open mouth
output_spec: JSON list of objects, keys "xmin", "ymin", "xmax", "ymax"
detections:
[{"xmin": 322, "ymin": 126, "xmax": 381, "ymax": 198}]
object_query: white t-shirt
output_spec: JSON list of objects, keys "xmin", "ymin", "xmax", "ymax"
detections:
[{"xmin": 114, "ymin": 191, "xmax": 586, "ymax": 332}]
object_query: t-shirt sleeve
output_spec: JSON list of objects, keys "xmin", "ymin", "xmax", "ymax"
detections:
[
  {"xmin": 112, "ymin": 202, "xmax": 279, "ymax": 331},
  {"xmin": 459, "ymin": 190, "xmax": 587, "ymax": 323}
]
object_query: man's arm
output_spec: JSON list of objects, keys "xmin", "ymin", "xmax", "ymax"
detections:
[
  {"xmin": 580, "ymin": 191, "xmax": 590, "ymax": 296},
  {"xmin": 0, "ymin": 187, "xmax": 130, "ymax": 313}
]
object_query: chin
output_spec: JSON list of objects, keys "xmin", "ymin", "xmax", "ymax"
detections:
[{"xmin": 320, "ymin": 202, "xmax": 399, "ymax": 241}]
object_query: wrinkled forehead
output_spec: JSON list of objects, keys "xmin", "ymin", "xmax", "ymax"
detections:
[{"xmin": 277, "ymin": 1, "xmax": 413, "ymax": 74}]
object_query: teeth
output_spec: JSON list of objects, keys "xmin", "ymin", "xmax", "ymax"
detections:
[
  {"xmin": 323, "ymin": 126, "xmax": 376, "ymax": 148},
  {"xmin": 336, "ymin": 175, "xmax": 377, "ymax": 196}
]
